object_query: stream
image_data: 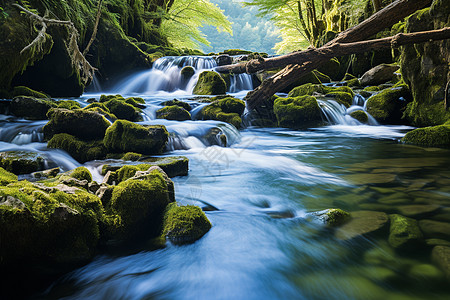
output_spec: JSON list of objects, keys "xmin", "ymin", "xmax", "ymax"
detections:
[{"xmin": 2, "ymin": 56, "xmax": 450, "ymax": 299}]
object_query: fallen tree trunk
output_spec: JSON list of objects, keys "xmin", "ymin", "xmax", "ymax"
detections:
[{"xmin": 237, "ymin": 0, "xmax": 434, "ymax": 111}]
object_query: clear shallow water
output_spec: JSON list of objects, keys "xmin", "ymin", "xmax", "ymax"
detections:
[{"xmin": 0, "ymin": 93, "xmax": 443, "ymax": 299}]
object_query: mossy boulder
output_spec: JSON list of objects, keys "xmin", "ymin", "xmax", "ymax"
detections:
[
  {"xmin": 350, "ymin": 110, "xmax": 369, "ymax": 123},
  {"xmin": 156, "ymin": 105, "xmax": 191, "ymax": 121},
  {"xmin": 83, "ymin": 102, "xmax": 117, "ymax": 121},
  {"xmin": 365, "ymin": 86, "xmax": 411, "ymax": 124},
  {"xmin": 12, "ymin": 86, "xmax": 48, "ymax": 98},
  {"xmin": 103, "ymin": 120, "xmax": 168, "ymax": 155},
  {"xmin": 10, "ymin": 96, "xmax": 56, "ymax": 120},
  {"xmin": 161, "ymin": 99, "xmax": 192, "ymax": 111},
  {"xmin": 401, "ymin": 125, "xmax": 450, "ymax": 147},
  {"xmin": 180, "ymin": 66, "xmax": 195, "ymax": 80},
  {"xmin": 317, "ymin": 57, "xmax": 341, "ymax": 80},
  {"xmin": 56, "ymin": 100, "xmax": 82, "ymax": 110},
  {"xmin": 0, "ymin": 151, "xmax": 45, "ymax": 175},
  {"xmin": 198, "ymin": 97, "xmax": 245, "ymax": 128},
  {"xmin": 193, "ymin": 71, "xmax": 227, "ymax": 95},
  {"xmin": 388, "ymin": 214, "xmax": 424, "ymax": 250},
  {"xmin": 121, "ymin": 152, "xmax": 142, "ymax": 161},
  {"xmin": 273, "ymin": 95, "xmax": 322, "ymax": 128},
  {"xmin": 47, "ymin": 133, "xmax": 107, "ymax": 163},
  {"xmin": 69, "ymin": 167, "xmax": 92, "ymax": 182},
  {"xmin": 109, "ymin": 170, "xmax": 171, "ymax": 239},
  {"xmin": 288, "ymin": 83, "xmax": 354, "ymax": 98},
  {"xmin": 104, "ymin": 98, "xmax": 141, "ymax": 122},
  {"xmin": 325, "ymin": 92, "xmax": 354, "ymax": 107},
  {"xmin": 360, "ymin": 64, "xmax": 399, "ymax": 86},
  {"xmin": 311, "ymin": 208, "xmax": 351, "ymax": 227},
  {"xmin": 284, "ymin": 70, "xmax": 332, "ymax": 92},
  {"xmin": 162, "ymin": 203, "xmax": 212, "ymax": 245},
  {"xmin": 43, "ymin": 108, "xmax": 111, "ymax": 140},
  {"xmin": 0, "ymin": 167, "xmax": 18, "ymax": 185}
]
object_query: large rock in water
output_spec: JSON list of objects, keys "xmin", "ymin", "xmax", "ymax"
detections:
[
  {"xmin": 103, "ymin": 120, "xmax": 168, "ymax": 155},
  {"xmin": 198, "ymin": 97, "xmax": 245, "ymax": 128},
  {"xmin": 193, "ymin": 71, "xmax": 227, "ymax": 95},
  {"xmin": 432, "ymin": 246, "xmax": 450, "ymax": 280},
  {"xmin": 47, "ymin": 133, "xmax": 107, "ymax": 163},
  {"xmin": 156, "ymin": 105, "xmax": 191, "ymax": 121},
  {"xmin": 388, "ymin": 214, "xmax": 424, "ymax": 250},
  {"xmin": 10, "ymin": 96, "xmax": 56, "ymax": 120},
  {"xmin": 273, "ymin": 95, "xmax": 322, "ymax": 128},
  {"xmin": 43, "ymin": 108, "xmax": 111, "ymax": 140},
  {"xmin": 365, "ymin": 85, "xmax": 411, "ymax": 124},
  {"xmin": 401, "ymin": 124, "xmax": 450, "ymax": 147},
  {"xmin": 359, "ymin": 64, "xmax": 399, "ymax": 86},
  {"xmin": 0, "ymin": 151, "xmax": 46, "ymax": 175}
]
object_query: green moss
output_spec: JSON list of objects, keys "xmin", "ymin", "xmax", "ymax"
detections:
[
  {"xmin": 0, "ymin": 167, "xmax": 17, "ymax": 185},
  {"xmin": 103, "ymin": 120, "xmax": 168, "ymax": 155},
  {"xmin": 162, "ymin": 203, "xmax": 211, "ymax": 245},
  {"xmin": 43, "ymin": 108, "xmax": 110, "ymax": 140},
  {"xmin": 288, "ymin": 83, "xmax": 354, "ymax": 98},
  {"xmin": 273, "ymin": 95, "xmax": 322, "ymax": 128},
  {"xmin": 363, "ymin": 86, "xmax": 381, "ymax": 92},
  {"xmin": 126, "ymin": 97, "xmax": 145, "ymax": 104},
  {"xmin": 317, "ymin": 57, "xmax": 341, "ymax": 80},
  {"xmin": 388, "ymin": 214, "xmax": 423, "ymax": 250},
  {"xmin": 198, "ymin": 97, "xmax": 245, "ymax": 128},
  {"xmin": 219, "ymin": 49, "xmax": 252, "ymax": 55},
  {"xmin": 69, "ymin": 167, "xmax": 92, "ymax": 182},
  {"xmin": 347, "ymin": 78, "xmax": 361, "ymax": 88},
  {"xmin": 48, "ymin": 133, "xmax": 106, "ymax": 163},
  {"xmin": 350, "ymin": 110, "xmax": 369, "ymax": 123},
  {"xmin": 180, "ymin": 66, "xmax": 195, "ymax": 79},
  {"xmin": 326, "ymin": 209, "xmax": 351, "ymax": 226},
  {"xmin": 10, "ymin": 96, "xmax": 56, "ymax": 120},
  {"xmin": 325, "ymin": 92, "xmax": 353, "ymax": 107},
  {"xmin": 156, "ymin": 105, "xmax": 191, "ymax": 121},
  {"xmin": 116, "ymin": 165, "xmax": 140, "ymax": 182},
  {"xmin": 161, "ymin": 99, "xmax": 192, "ymax": 111},
  {"xmin": 110, "ymin": 173, "xmax": 170, "ymax": 238},
  {"xmin": 343, "ymin": 73, "xmax": 357, "ymax": 80},
  {"xmin": 401, "ymin": 125, "xmax": 450, "ymax": 147},
  {"xmin": 12, "ymin": 86, "xmax": 48, "ymax": 98},
  {"xmin": 365, "ymin": 86, "xmax": 410, "ymax": 124},
  {"xmin": 122, "ymin": 152, "xmax": 142, "ymax": 161},
  {"xmin": 104, "ymin": 98, "xmax": 140, "ymax": 121},
  {"xmin": 56, "ymin": 100, "xmax": 81, "ymax": 110},
  {"xmin": 100, "ymin": 94, "xmax": 125, "ymax": 103},
  {"xmin": 193, "ymin": 71, "xmax": 227, "ymax": 95}
]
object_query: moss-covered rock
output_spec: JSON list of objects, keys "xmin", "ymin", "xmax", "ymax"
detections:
[
  {"xmin": 0, "ymin": 167, "xmax": 18, "ymax": 185},
  {"xmin": 365, "ymin": 85, "xmax": 411, "ymax": 124},
  {"xmin": 198, "ymin": 97, "xmax": 245, "ymax": 128},
  {"xmin": 69, "ymin": 167, "xmax": 92, "ymax": 182},
  {"xmin": 317, "ymin": 57, "xmax": 341, "ymax": 80},
  {"xmin": 56, "ymin": 100, "xmax": 82, "ymax": 110},
  {"xmin": 162, "ymin": 203, "xmax": 211, "ymax": 245},
  {"xmin": 273, "ymin": 95, "xmax": 322, "ymax": 128},
  {"xmin": 161, "ymin": 99, "xmax": 192, "ymax": 111},
  {"xmin": 103, "ymin": 120, "xmax": 168, "ymax": 155},
  {"xmin": 104, "ymin": 98, "xmax": 141, "ymax": 122},
  {"xmin": 121, "ymin": 152, "xmax": 142, "ymax": 161},
  {"xmin": 193, "ymin": 71, "xmax": 227, "ymax": 95},
  {"xmin": 325, "ymin": 92, "xmax": 353, "ymax": 107},
  {"xmin": 311, "ymin": 208, "xmax": 351, "ymax": 227},
  {"xmin": 43, "ymin": 108, "xmax": 110, "ymax": 140},
  {"xmin": 350, "ymin": 110, "xmax": 369, "ymax": 123},
  {"xmin": 388, "ymin": 214, "xmax": 424, "ymax": 250},
  {"xmin": 180, "ymin": 66, "xmax": 195, "ymax": 80},
  {"xmin": 10, "ymin": 96, "xmax": 56, "ymax": 120},
  {"xmin": 363, "ymin": 86, "xmax": 382, "ymax": 92},
  {"xmin": 12, "ymin": 86, "xmax": 48, "ymax": 98},
  {"xmin": 285, "ymin": 70, "xmax": 332, "ymax": 92},
  {"xmin": 156, "ymin": 105, "xmax": 191, "ymax": 121},
  {"xmin": 401, "ymin": 125, "xmax": 450, "ymax": 147},
  {"xmin": 288, "ymin": 83, "xmax": 354, "ymax": 98},
  {"xmin": 347, "ymin": 78, "xmax": 361, "ymax": 88},
  {"xmin": 0, "ymin": 151, "xmax": 45, "ymax": 175},
  {"xmin": 360, "ymin": 64, "xmax": 399, "ymax": 86},
  {"xmin": 109, "ymin": 170, "xmax": 170, "ymax": 239},
  {"xmin": 47, "ymin": 133, "xmax": 107, "ymax": 163}
]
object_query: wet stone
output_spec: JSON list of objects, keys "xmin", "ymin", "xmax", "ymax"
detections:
[
  {"xmin": 396, "ymin": 205, "xmax": 440, "ymax": 218},
  {"xmin": 409, "ymin": 264, "xmax": 444, "ymax": 282},
  {"xmin": 426, "ymin": 239, "xmax": 450, "ymax": 247},
  {"xmin": 344, "ymin": 173, "xmax": 398, "ymax": 185},
  {"xmin": 335, "ymin": 210, "xmax": 389, "ymax": 240},
  {"xmin": 419, "ymin": 220, "xmax": 450, "ymax": 240},
  {"xmin": 388, "ymin": 214, "xmax": 424, "ymax": 250},
  {"xmin": 0, "ymin": 196, "xmax": 27, "ymax": 210},
  {"xmin": 358, "ymin": 203, "xmax": 398, "ymax": 213},
  {"xmin": 431, "ymin": 246, "xmax": 450, "ymax": 280}
]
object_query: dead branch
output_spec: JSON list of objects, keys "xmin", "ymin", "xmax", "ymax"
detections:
[
  {"xmin": 83, "ymin": 0, "xmax": 103, "ymax": 56},
  {"xmin": 13, "ymin": 3, "xmax": 96, "ymax": 85}
]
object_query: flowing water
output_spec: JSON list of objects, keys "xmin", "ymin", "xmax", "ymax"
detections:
[{"xmin": 1, "ymin": 57, "xmax": 450, "ymax": 299}]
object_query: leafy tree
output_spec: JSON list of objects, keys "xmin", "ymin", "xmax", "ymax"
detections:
[{"xmin": 160, "ymin": 0, "xmax": 232, "ymax": 49}]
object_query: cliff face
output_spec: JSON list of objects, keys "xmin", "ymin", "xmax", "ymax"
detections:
[
  {"xmin": 400, "ymin": 0, "xmax": 450, "ymax": 126},
  {"xmin": 0, "ymin": 0, "xmax": 162, "ymax": 97}
]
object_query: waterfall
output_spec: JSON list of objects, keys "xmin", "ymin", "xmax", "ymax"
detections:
[
  {"xmin": 110, "ymin": 56, "xmax": 253, "ymax": 95},
  {"xmin": 317, "ymin": 94, "xmax": 378, "ymax": 126}
]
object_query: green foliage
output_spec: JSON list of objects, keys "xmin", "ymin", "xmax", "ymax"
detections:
[
  {"xmin": 0, "ymin": 6, "xmax": 9, "ymax": 20},
  {"xmin": 160, "ymin": 0, "xmax": 233, "ymax": 49}
]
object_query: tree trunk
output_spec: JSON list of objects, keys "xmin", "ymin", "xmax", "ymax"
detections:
[
  {"xmin": 372, "ymin": 0, "xmax": 382, "ymax": 11},
  {"xmin": 240, "ymin": 0, "xmax": 433, "ymax": 111}
]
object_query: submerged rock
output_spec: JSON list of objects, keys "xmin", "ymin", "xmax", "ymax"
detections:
[
  {"xmin": 432, "ymin": 246, "xmax": 450, "ymax": 280},
  {"xmin": 360, "ymin": 64, "xmax": 399, "ymax": 86},
  {"xmin": 156, "ymin": 105, "xmax": 191, "ymax": 121},
  {"xmin": 103, "ymin": 120, "xmax": 168, "ymax": 155},
  {"xmin": 193, "ymin": 71, "xmax": 227, "ymax": 95},
  {"xmin": 335, "ymin": 210, "xmax": 389, "ymax": 240},
  {"xmin": 161, "ymin": 99, "xmax": 192, "ymax": 111},
  {"xmin": 419, "ymin": 220, "xmax": 450, "ymax": 240},
  {"xmin": 388, "ymin": 214, "xmax": 424, "ymax": 250},
  {"xmin": 350, "ymin": 110, "xmax": 369, "ymax": 123},
  {"xmin": 10, "ymin": 96, "xmax": 55, "ymax": 120},
  {"xmin": 162, "ymin": 203, "xmax": 212, "ymax": 245},
  {"xmin": 43, "ymin": 108, "xmax": 111, "ymax": 140},
  {"xmin": 273, "ymin": 95, "xmax": 322, "ymax": 129},
  {"xmin": 310, "ymin": 208, "xmax": 351, "ymax": 226}
]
